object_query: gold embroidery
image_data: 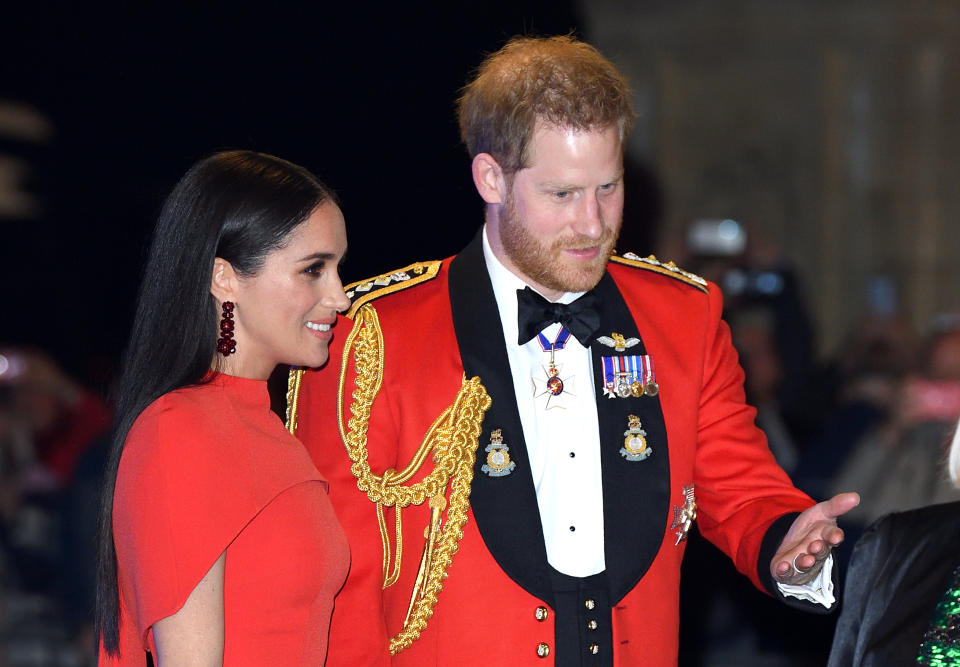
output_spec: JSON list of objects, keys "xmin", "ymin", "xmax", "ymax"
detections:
[
  {"xmin": 288, "ymin": 261, "xmax": 442, "ymax": 433},
  {"xmin": 337, "ymin": 304, "xmax": 491, "ymax": 654},
  {"xmin": 609, "ymin": 253, "xmax": 708, "ymax": 292},
  {"xmin": 343, "ymin": 260, "xmax": 442, "ymax": 318}
]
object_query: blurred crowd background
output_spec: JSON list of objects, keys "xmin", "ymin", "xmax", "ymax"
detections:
[{"xmin": 3, "ymin": 2, "xmax": 960, "ymax": 665}]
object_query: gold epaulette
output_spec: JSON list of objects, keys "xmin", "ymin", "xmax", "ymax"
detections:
[
  {"xmin": 343, "ymin": 260, "xmax": 442, "ymax": 318},
  {"xmin": 286, "ymin": 260, "xmax": 443, "ymax": 434},
  {"xmin": 610, "ymin": 252, "xmax": 708, "ymax": 293}
]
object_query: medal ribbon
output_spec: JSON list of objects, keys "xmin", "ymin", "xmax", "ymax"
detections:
[
  {"xmin": 603, "ymin": 356, "xmax": 616, "ymax": 390},
  {"xmin": 611, "ymin": 356, "xmax": 643, "ymax": 385},
  {"xmin": 602, "ymin": 354, "xmax": 657, "ymax": 395},
  {"xmin": 536, "ymin": 326, "xmax": 572, "ymax": 352},
  {"xmin": 640, "ymin": 355, "xmax": 655, "ymax": 385}
]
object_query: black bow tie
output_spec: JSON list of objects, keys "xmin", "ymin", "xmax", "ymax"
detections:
[{"xmin": 516, "ymin": 287, "xmax": 601, "ymax": 347}]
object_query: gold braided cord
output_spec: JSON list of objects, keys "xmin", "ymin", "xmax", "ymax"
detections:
[
  {"xmin": 377, "ymin": 500, "xmax": 403, "ymax": 588},
  {"xmin": 337, "ymin": 304, "xmax": 491, "ymax": 655},
  {"xmin": 285, "ymin": 367, "xmax": 304, "ymax": 435}
]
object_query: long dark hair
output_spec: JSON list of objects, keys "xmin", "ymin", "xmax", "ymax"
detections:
[{"xmin": 95, "ymin": 150, "xmax": 337, "ymax": 655}]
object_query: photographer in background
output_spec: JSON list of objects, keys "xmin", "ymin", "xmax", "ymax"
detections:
[
  {"xmin": 683, "ymin": 218, "xmax": 818, "ymax": 449},
  {"xmin": 827, "ymin": 321, "xmax": 960, "ymax": 527},
  {"xmin": 0, "ymin": 347, "xmax": 111, "ymax": 663},
  {"xmin": 0, "ymin": 349, "xmax": 110, "ymax": 489}
]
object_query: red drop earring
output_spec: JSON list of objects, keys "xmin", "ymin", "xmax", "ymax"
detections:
[{"xmin": 217, "ymin": 301, "xmax": 237, "ymax": 356}]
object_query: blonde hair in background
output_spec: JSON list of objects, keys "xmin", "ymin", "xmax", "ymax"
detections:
[{"xmin": 950, "ymin": 419, "xmax": 960, "ymax": 487}]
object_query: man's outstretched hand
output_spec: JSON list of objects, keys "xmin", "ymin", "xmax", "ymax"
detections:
[{"xmin": 771, "ymin": 492, "xmax": 860, "ymax": 586}]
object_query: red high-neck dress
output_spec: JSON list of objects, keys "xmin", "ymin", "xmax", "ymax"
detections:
[{"xmin": 100, "ymin": 373, "xmax": 349, "ymax": 665}]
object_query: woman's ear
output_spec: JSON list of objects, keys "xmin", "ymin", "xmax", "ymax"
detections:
[
  {"xmin": 210, "ymin": 258, "xmax": 239, "ymax": 303},
  {"xmin": 471, "ymin": 153, "xmax": 508, "ymax": 204}
]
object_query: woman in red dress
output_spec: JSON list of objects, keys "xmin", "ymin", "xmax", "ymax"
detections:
[{"xmin": 95, "ymin": 151, "xmax": 351, "ymax": 665}]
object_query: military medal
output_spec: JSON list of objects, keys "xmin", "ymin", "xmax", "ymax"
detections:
[
  {"xmin": 620, "ymin": 414, "xmax": 652, "ymax": 461},
  {"xmin": 670, "ymin": 484, "xmax": 697, "ymax": 545},
  {"xmin": 640, "ymin": 354, "xmax": 659, "ymax": 397},
  {"xmin": 532, "ymin": 326, "xmax": 575, "ymax": 410},
  {"xmin": 601, "ymin": 350, "xmax": 658, "ymax": 399},
  {"xmin": 481, "ymin": 429, "xmax": 516, "ymax": 477}
]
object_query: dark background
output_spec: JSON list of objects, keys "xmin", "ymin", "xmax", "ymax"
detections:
[
  {"xmin": 2, "ymin": 6, "xmax": 844, "ymax": 665},
  {"xmin": 2, "ymin": 3, "xmax": 624, "ymax": 385}
]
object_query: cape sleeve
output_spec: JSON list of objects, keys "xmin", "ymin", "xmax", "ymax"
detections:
[{"xmin": 112, "ymin": 391, "xmax": 313, "ymax": 651}]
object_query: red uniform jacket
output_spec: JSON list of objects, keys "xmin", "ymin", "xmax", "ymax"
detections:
[{"xmin": 294, "ymin": 233, "xmax": 818, "ymax": 666}]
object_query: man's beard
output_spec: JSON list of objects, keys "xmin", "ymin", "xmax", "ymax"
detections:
[{"xmin": 499, "ymin": 192, "xmax": 620, "ymax": 294}]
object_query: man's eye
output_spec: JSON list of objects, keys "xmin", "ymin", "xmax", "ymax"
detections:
[{"xmin": 553, "ymin": 191, "xmax": 570, "ymax": 200}]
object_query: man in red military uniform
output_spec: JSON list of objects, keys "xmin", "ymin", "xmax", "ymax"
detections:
[{"xmin": 292, "ymin": 36, "xmax": 858, "ymax": 666}]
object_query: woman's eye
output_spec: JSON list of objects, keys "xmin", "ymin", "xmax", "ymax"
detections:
[{"xmin": 303, "ymin": 262, "xmax": 324, "ymax": 276}]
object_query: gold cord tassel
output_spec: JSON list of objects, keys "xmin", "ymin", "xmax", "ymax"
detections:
[{"xmin": 336, "ymin": 305, "xmax": 491, "ymax": 654}]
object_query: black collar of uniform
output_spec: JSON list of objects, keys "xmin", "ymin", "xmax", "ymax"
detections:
[
  {"xmin": 449, "ymin": 229, "xmax": 671, "ymax": 605},
  {"xmin": 449, "ymin": 229, "xmax": 555, "ymax": 605}
]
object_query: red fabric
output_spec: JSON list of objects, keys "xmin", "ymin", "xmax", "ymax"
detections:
[
  {"xmin": 297, "ymin": 257, "xmax": 814, "ymax": 667},
  {"xmin": 37, "ymin": 390, "xmax": 111, "ymax": 483},
  {"xmin": 99, "ymin": 373, "xmax": 349, "ymax": 666}
]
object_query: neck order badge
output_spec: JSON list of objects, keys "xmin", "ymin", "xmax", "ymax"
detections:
[{"xmin": 532, "ymin": 326, "xmax": 576, "ymax": 410}]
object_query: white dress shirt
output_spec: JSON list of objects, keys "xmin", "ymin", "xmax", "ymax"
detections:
[{"xmin": 483, "ymin": 228, "xmax": 605, "ymax": 576}]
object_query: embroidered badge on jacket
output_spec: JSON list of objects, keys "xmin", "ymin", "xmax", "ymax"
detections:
[
  {"xmin": 620, "ymin": 414, "xmax": 652, "ymax": 461},
  {"xmin": 596, "ymin": 332, "xmax": 640, "ymax": 352},
  {"xmin": 481, "ymin": 429, "xmax": 516, "ymax": 477}
]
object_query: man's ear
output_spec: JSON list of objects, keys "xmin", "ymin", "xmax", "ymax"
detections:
[
  {"xmin": 210, "ymin": 258, "xmax": 239, "ymax": 303},
  {"xmin": 471, "ymin": 153, "xmax": 508, "ymax": 204}
]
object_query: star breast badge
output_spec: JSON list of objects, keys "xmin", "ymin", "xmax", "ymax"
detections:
[{"xmin": 670, "ymin": 484, "xmax": 697, "ymax": 545}]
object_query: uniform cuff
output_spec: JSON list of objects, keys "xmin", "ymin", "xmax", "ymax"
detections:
[{"xmin": 757, "ymin": 511, "xmax": 838, "ymax": 613}]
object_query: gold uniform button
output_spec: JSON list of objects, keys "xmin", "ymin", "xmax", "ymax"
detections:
[
  {"xmin": 536, "ymin": 642, "xmax": 551, "ymax": 658},
  {"xmin": 589, "ymin": 643, "xmax": 600, "ymax": 655},
  {"xmin": 535, "ymin": 606, "xmax": 549, "ymax": 621},
  {"xmin": 587, "ymin": 620, "xmax": 598, "ymax": 630},
  {"xmin": 584, "ymin": 598, "xmax": 596, "ymax": 610}
]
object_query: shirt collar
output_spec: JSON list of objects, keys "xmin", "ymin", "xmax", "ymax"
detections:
[{"xmin": 481, "ymin": 225, "xmax": 585, "ymax": 348}]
